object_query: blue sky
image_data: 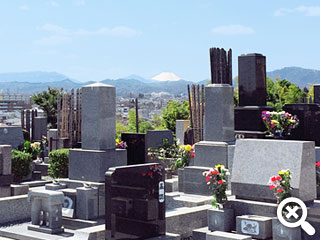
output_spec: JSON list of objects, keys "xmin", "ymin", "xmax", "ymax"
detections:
[{"xmin": 0, "ymin": 0, "xmax": 320, "ymax": 82}]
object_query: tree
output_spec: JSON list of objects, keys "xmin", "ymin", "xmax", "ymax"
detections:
[
  {"xmin": 161, "ymin": 100, "xmax": 189, "ymax": 133},
  {"xmin": 152, "ymin": 113, "xmax": 164, "ymax": 129},
  {"xmin": 127, "ymin": 108, "xmax": 154, "ymax": 133},
  {"xmin": 32, "ymin": 87, "xmax": 61, "ymax": 128},
  {"xmin": 116, "ymin": 122, "xmax": 128, "ymax": 139}
]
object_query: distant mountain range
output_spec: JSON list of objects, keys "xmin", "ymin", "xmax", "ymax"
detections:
[{"xmin": 0, "ymin": 67, "xmax": 319, "ymax": 96}]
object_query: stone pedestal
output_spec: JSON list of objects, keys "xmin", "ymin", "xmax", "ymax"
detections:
[
  {"xmin": 11, "ymin": 184, "xmax": 29, "ymax": 196},
  {"xmin": 179, "ymin": 166, "xmax": 211, "ymax": 196},
  {"xmin": 27, "ymin": 189, "xmax": 64, "ymax": 234},
  {"xmin": 69, "ymin": 148, "xmax": 127, "ymax": 182},
  {"xmin": 76, "ymin": 186, "xmax": 98, "ymax": 220},
  {"xmin": 236, "ymin": 215, "xmax": 272, "ymax": 239},
  {"xmin": 272, "ymin": 218, "xmax": 301, "ymax": 240},
  {"xmin": 45, "ymin": 183, "xmax": 67, "ymax": 191},
  {"xmin": 208, "ymin": 208, "xmax": 235, "ymax": 232},
  {"xmin": 33, "ymin": 117, "xmax": 47, "ymax": 141},
  {"xmin": 176, "ymin": 120, "xmax": 190, "ymax": 145},
  {"xmin": 231, "ymin": 139, "xmax": 316, "ymax": 202},
  {"xmin": 235, "ymin": 106, "xmax": 273, "ymax": 132},
  {"xmin": 204, "ymin": 84, "xmax": 234, "ymax": 142},
  {"xmin": 48, "ymin": 129, "xmax": 58, "ymax": 151},
  {"xmin": 81, "ymin": 83, "xmax": 116, "ymax": 150}
]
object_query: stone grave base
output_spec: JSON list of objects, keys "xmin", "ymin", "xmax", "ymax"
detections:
[{"xmin": 27, "ymin": 224, "xmax": 64, "ymax": 234}]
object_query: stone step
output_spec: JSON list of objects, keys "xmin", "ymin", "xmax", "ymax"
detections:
[
  {"xmin": 21, "ymin": 180, "xmax": 52, "ymax": 188},
  {"xmin": 192, "ymin": 226, "xmax": 210, "ymax": 240},
  {"xmin": 166, "ymin": 192, "xmax": 214, "ymax": 210},
  {"xmin": 165, "ymin": 178, "xmax": 178, "ymax": 193},
  {"xmin": 207, "ymin": 231, "xmax": 252, "ymax": 240}
]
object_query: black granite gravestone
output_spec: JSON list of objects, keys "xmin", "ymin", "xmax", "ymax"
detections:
[
  {"xmin": 121, "ymin": 133, "xmax": 146, "ymax": 165},
  {"xmin": 238, "ymin": 53, "xmax": 266, "ymax": 106},
  {"xmin": 314, "ymin": 84, "xmax": 320, "ymax": 104},
  {"xmin": 105, "ymin": 163, "xmax": 165, "ymax": 240},
  {"xmin": 283, "ymin": 104, "xmax": 320, "ymax": 146}
]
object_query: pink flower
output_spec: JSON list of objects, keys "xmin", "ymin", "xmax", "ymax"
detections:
[
  {"xmin": 218, "ymin": 180, "xmax": 224, "ymax": 185},
  {"xmin": 316, "ymin": 161, "xmax": 320, "ymax": 167},
  {"xmin": 277, "ymin": 188, "xmax": 283, "ymax": 193},
  {"xmin": 270, "ymin": 185, "xmax": 276, "ymax": 190},
  {"xmin": 206, "ymin": 176, "xmax": 211, "ymax": 182}
]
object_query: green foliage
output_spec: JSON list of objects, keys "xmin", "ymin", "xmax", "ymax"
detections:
[
  {"xmin": 48, "ymin": 149, "xmax": 69, "ymax": 178},
  {"xmin": 266, "ymin": 77, "xmax": 307, "ymax": 111},
  {"xmin": 32, "ymin": 87, "xmax": 61, "ymax": 128},
  {"xmin": 161, "ymin": 100, "xmax": 190, "ymax": 133},
  {"xmin": 152, "ymin": 114, "xmax": 164, "ymax": 129},
  {"xmin": 11, "ymin": 150, "xmax": 33, "ymax": 179},
  {"xmin": 116, "ymin": 122, "xmax": 128, "ymax": 139},
  {"xmin": 127, "ymin": 108, "xmax": 155, "ymax": 133}
]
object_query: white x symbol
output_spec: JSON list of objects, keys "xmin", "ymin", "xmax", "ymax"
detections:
[{"xmin": 286, "ymin": 206, "xmax": 299, "ymax": 219}]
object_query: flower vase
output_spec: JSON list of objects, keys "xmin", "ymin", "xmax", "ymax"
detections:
[
  {"xmin": 274, "ymin": 130, "xmax": 283, "ymax": 139},
  {"xmin": 207, "ymin": 207, "xmax": 235, "ymax": 232}
]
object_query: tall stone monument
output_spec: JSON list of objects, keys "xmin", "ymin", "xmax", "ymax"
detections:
[
  {"xmin": 193, "ymin": 84, "xmax": 235, "ymax": 169},
  {"xmin": 235, "ymin": 53, "xmax": 273, "ymax": 135},
  {"xmin": 69, "ymin": 82, "xmax": 127, "ymax": 182}
]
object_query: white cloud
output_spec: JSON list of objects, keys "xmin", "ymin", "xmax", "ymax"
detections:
[
  {"xmin": 211, "ymin": 25, "xmax": 254, "ymax": 35},
  {"xmin": 274, "ymin": 6, "xmax": 320, "ymax": 17},
  {"xmin": 34, "ymin": 35, "xmax": 72, "ymax": 46},
  {"xmin": 19, "ymin": 4, "xmax": 29, "ymax": 11},
  {"xmin": 50, "ymin": 1, "xmax": 59, "ymax": 7},
  {"xmin": 74, "ymin": 0, "xmax": 85, "ymax": 5},
  {"xmin": 34, "ymin": 24, "xmax": 138, "ymax": 46}
]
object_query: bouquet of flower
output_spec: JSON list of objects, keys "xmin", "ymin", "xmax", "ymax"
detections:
[
  {"xmin": 115, "ymin": 138, "xmax": 127, "ymax": 149},
  {"xmin": 203, "ymin": 164, "xmax": 230, "ymax": 208},
  {"xmin": 41, "ymin": 135, "xmax": 47, "ymax": 147},
  {"xmin": 315, "ymin": 162, "xmax": 320, "ymax": 187},
  {"xmin": 268, "ymin": 169, "xmax": 292, "ymax": 203},
  {"xmin": 174, "ymin": 144, "xmax": 194, "ymax": 170},
  {"xmin": 261, "ymin": 111, "xmax": 299, "ymax": 137}
]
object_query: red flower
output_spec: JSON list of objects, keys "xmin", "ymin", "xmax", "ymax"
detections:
[
  {"xmin": 148, "ymin": 172, "xmax": 153, "ymax": 177},
  {"xmin": 276, "ymin": 176, "xmax": 282, "ymax": 181},
  {"xmin": 277, "ymin": 188, "xmax": 283, "ymax": 193},
  {"xmin": 271, "ymin": 176, "xmax": 277, "ymax": 182},
  {"xmin": 142, "ymin": 173, "xmax": 146, "ymax": 176},
  {"xmin": 218, "ymin": 180, "xmax": 224, "ymax": 184},
  {"xmin": 206, "ymin": 176, "xmax": 211, "ymax": 182},
  {"xmin": 270, "ymin": 185, "xmax": 276, "ymax": 190},
  {"xmin": 316, "ymin": 161, "xmax": 320, "ymax": 167},
  {"xmin": 191, "ymin": 152, "xmax": 195, "ymax": 158},
  {"xmin": 211, "ymin": 170, "xmax": 219, "ymax": 175}
]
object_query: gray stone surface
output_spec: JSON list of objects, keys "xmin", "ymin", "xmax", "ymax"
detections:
[
  {"xmin": 0, "ymin": 187, "xmax": 11, "ymax": 198},
  {"xmin": 181, "ymin": 166, "xmax": 211, "ymax": 196},
  {"xmin": 146, "ymin": 130, "xmax": 173, "ymax": 149},
  {"xmin": 10, "ymin": 184, "xmax": 29, "ymax": 196},
  {"xmin": 0, "ymin": 195, "xmax": 31, "ymax": 225},
  {"xmin": 231, "ymin": 139, "xmax": 316, "ymax": 202},
  {"xmin": 192, "ymin": 226, "xmax": 210, "ymax": 240},
  {"xmin": 193, "ymin": 141, "xmax": 228, "ymax": 168},
  {"xmin": 165, "ymin": 178, "xmax": 178, "ymax": 192},
  {"xmin": 81, "ymin": 82, "xmax": 116, "ymax": 150},
  {"xmin": 45, "ymin": 183, "xmax": 67, "ymax": 191},
  {"xmin": 225, "ymin": 198, "xmax": 278, "ymax": 218},
  {"xmin": 47, "ymin": 129, "xmax": 58, "ymax": 151},
  {"xmin": 227, "ymin": 144, "xmax": 235, "ymax": 173},
  {"xmin": 178, "ymin": 168, "xmax": 184, "ymax": 192},
  {"xmin": 236, "ymin": 215, "xmax": 272, "ymax": 239},
  {"xmin": 76, "ymin": 186, "xmax": 98, "ymax": 220},
  {"xmin": 166, "ymin": 204, "xmax": 211, "ymax": 238},
  {"xmin": 272, "ymin": 218, "xmax": 301, "ymax": 240},
  {"xmin": 0, "ymin": 126, "xmax": 24, "ymax": 149},
  {"xmin": 28, "ymin": 189, "xmax": 64, "ymax": 233},
  {"xmin": 69, "ymin": 148, "xmax": 127, "ymax": 182},
  {"xmin": 206, "ymin": 231, "xmax": 252, "ymax": 240},
  {"xmin": 176, "ymin": 120, "xmax": 190, "ymax": 145},
  {"xmin": 208, "ymin": 208, "xmax": 235, "ymax": 232},
  {"xmin": 33, "ymin": 117, "xmax": 47, "ymax": 141},
  {"xmin": 0, "ymin": 145, "xmax": 12, "ymax": 175},
  {"xmin": 204, "ymin": 84, "xmax": 234, "ymax": 142}
]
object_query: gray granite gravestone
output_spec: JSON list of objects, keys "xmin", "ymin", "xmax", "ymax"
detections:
[
  {"xmin": 231, "ymin": 139, "xmax": 316, "ymax": 202},
  {"xmin": 204, "ymin": 84, "xmax": 234, "ymax": 142},
  {"xmin": 69, "ymin": 82, "xmax": 126, "ymax": 182},
  {"xmin": 0, "ymin": 126, "xmax": 24, "ymax": 149},
  {"xmin": 146, "ymin": 130, "xmax": 173, "ymax": 149},
  {"xmin": 176, "ymin": 120, "xmax": 190, "ymax": 145}
]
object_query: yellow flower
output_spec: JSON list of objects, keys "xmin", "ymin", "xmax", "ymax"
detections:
[
  {"xmin": 215, "ymin": 164, "xmax": 225, "ymax": 169},
  {"xmin": 271, "ymin": 120, "xmax": 279, "ymax": 124},
  {"xmin": 278, "ymin": 170, "xmax": 285, "ymax": 175},
  {"xmin": 179, "ymin": 145, "xmax": 184, "ymax": 149},
  {"xmin": 184, "ymin": 145, "xmax": 192, "ymax": 151},
  {"xmin": 116, "ymin": 139, "xmax": 120, "ymax": 144}
]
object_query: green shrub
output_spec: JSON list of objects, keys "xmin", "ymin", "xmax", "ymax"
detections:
[
  {"xmin": 48, "ymin": 149, "xmax": 69, "ymax": 178},
  {"xmin": 11, "ymin": 150, "xmax": 33, "ymax": 180}
]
